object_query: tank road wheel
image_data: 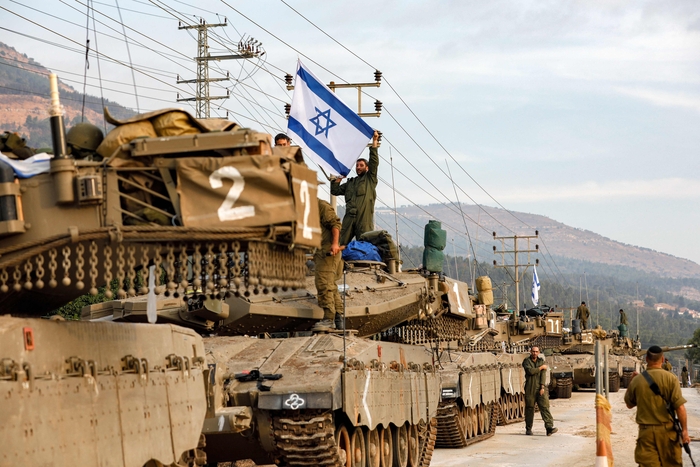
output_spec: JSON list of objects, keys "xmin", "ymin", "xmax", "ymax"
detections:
[
  {"xmin": 458, "ymin": 404, "xmax": 468, "ymax": 439},
  {"xmin": 379, "ymin": 426, "xmax": 393, "ymax": 467},
  {"xmin": 352, "ymin": 427, "xmax": 367, "ymax": 467},
  {"xmin": 366, "ymin": 428, "xmax": 381, "ymax": 467},
  {"xmin": 407, "ymin": 423, "xmax": 420, "ymax": 467},
  {"xmin": 484, "ymin": 402, "xmax": 493, "ymax": 432},
  {"xmin": 476, "ymin": 404, "xmax": 484, "ymax": 435},
  {"xmin": 336, "ymin": 424, "xmax": 352, "ymax": 467},
  {"xmin": 609, "ymin": 372, "xmax": 621, "ymax": 393},
  {"xmin": 392, "ymin": 424, "xmax": 409, "ymax": 467},
  {"xmin": 470, "ymin": 406, "xmax": 478, "ymax": 436},
  {"xmin": 519, "ymin": 393, "xmax": 525, "ymax": 416},
  {"xmin": 498, "ymin": 396, "xmax": 507, "ymax": 424},
  {"xmin": 463, "ymin": 406, "xmax": 472, "ymax": 439},
  {"xmin": 506, "ymin": 394, "xmax": 513, "ymax": 420}
]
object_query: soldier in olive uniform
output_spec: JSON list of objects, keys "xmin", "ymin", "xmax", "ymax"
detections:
[
  {"xmin": 625, "ymin": 345, "xmax": 689, "ymax": 466},
  {"xmin": 681, "ymin": 367, "xmax": 689, "ymax": 388},
  {"xmin": 522, "ymin": 346, "xmax": 557, "ymax": 436},
  {"xmin": 331, "ymin": 130, "xmax": 379, "ymax": 246},
  {"xmin": 311, "ymin": 199, "xmax": 343, "ymax": 331},
  {"xmin": 576, "ymin": 301, "xmax": 590, "ymax": 330},
  {"xmin": 663, "ymin": 358, "xmax": 673, "ymax": 372},
  {"xmin": 620, "ymin": 309, "xmax": 629, "ymax": 326}
]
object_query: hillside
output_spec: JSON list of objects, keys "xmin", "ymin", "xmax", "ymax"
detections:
[
  {"xmin": 376, "ymin": 203, "xmax": 700, "ymax": 279},
  {"xmin": 0, "ymin": 42, "xmax": 134, "ymax": 147}
]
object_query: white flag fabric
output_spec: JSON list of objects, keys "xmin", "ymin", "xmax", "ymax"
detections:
[
  {"xmin": 287, "ymin": 60, "xmax": 374, "ymax": 177},
  {"xmin": 531, "ymin": 266, "xmax": 540, "ymax": 307},
  {"xmin": 0, "ymin": 152, "xmax": 51, "ymax": 178}
]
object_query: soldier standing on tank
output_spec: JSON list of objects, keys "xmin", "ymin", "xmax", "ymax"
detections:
[
  {"xmin": 619, "ymin": 309, "xmax": 629, "ymax": 326},
  {"xmin": 576, "ymin": 301, "xmax": 590, "ymax": 330},
  {"xmin": 274, "ymin": 133, "xmax": 291, "ymax": 146},
  {"xmin": 311, "ymin": 199, "xmax": 344, "ymax": 331},
  {"xmin": 625, "ymin": 345, "xmax": 689, "ymax": 466},
  {"xmin": 522, "ymin": 346, "xmax": 557, "ymax": 436},
  {"xmin": 66, "ymin": 122, "xmax": 104, "ymax": 160},
  {"xmin": 330, "ymin": 130, "xmax": 379, "ymax": 246}
]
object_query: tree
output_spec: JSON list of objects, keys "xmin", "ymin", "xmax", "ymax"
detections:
[{"xmin": 686, "ymin": 327, "xmax": 700, "ymax": 363}]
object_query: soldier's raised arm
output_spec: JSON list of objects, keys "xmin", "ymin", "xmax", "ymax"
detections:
[{"xmin": 368, "ymin": 130, "xmax": 379, "ymax": 183}]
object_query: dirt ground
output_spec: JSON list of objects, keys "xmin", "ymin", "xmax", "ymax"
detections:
[{"xmin": 431, "ymin": 388, "xmax": 700, "ymax": 467}]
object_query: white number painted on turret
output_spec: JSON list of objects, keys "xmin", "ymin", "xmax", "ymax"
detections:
[
  {"xmin": 299, "ymin": 180, "xmax": 312, "ymax": 239},
  {"xmin": 209, "ymin": 166, "xmax": 255, "ymax": 222},
  {"xmin": 547, "ymin": 317, "xmax": 561, "ymax": 334},
  {"xmin": 453, "ymin": 282, "xmax": 466, "ymax": 314},
  {"xmin": 581, "ymin": 332, "xmax": 594, "ymax": 344}
]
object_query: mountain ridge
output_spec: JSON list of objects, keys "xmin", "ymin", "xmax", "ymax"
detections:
[{"xmin": 375, "ymin": 203, "xmax": 700, "ymax": 279}]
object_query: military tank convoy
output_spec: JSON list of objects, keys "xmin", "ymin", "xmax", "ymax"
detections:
[{"xmin": 0, "ymin": 73, "xmax": 659, "ymax": 467}]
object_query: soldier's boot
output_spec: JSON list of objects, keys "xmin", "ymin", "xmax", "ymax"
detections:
[
  {"xmin": 546, "ymin": 427, "xmax": 558, "ymax": 436},
  {"xmin": 335, "ymin": 313, "xmax": 344, "ymax": 330},
  {"xmin": 312, "ymin": 319, "xmax": 336, "ymax": 332},
  {"xmin": 526, "ymin": 428, "xmax": 533, "ymax": 436}
]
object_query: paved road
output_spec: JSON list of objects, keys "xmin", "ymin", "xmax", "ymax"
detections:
[{"xmin": 431, "ymin": 388, "xmax": 700, "ymax": 467}]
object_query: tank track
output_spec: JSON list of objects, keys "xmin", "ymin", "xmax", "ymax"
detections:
[
  {"xmin": 272, "ymin": 411, "xmax": 341, "ymax": 466},
  {"xmin": 621, "ymin": 370, "xmax": 634, "ymax": 388},
  {"xmin": 417, "ymin": 417, "xmax": 438, "ymax": 467},
  {"xmin": 435, "ymin": 401, "xmax": 497, "ymax": 448},
  {"xmin": 271, "ymin": 410, "xmax": 437, "ymax": 467},
  {"xmin": 555, "ymin": 377, "xmax": 573, "ymax": 399},
  {"xmin": 497, "ymin": 392, "xmax": 526, "ymax": 425}
]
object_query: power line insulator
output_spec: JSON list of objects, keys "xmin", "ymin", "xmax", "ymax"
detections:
[
  {"xmin": 492, "ymin": 245, "xmax": 496, "ymax": 251},
  {"xmin": 285, "ymin": 74, "xmax": 293, "ymax": 87},
  {"xmin": 374, "ymin": 100, "xmax": 382, "ymax": 112},
  {"xmin": 493, "ymin": 260, "xmax": 497, "ymax": 266},
  {"xmin": 374, "ymin": 70, "xmax": 382, "ymax": 83},
  {"xmin": 536, "ymin": 244, "xmax": 539, "ymax": 250},
  {"xmin": 535, "ymin": 229, "xmax": 539, "ymax": 236},
  {"xmin": 284, "ymin": 103, "xmax": 291, "ymax": 116},
  {"xmin": 492, "ymin": 231, "xmax": 497, "ymax": 238}
]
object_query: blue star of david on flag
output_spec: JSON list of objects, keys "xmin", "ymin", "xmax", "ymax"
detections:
[
  {"xmin": 309, "ymin": 107, "xmax": 336, "ymax": 137},
  {"xmin": 286, "ymin": 60, "xmax": 374, "ymax": 177}
]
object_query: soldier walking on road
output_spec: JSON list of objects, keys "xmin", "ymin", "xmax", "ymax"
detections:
[
  {"xmin": 330, "ymin": 130, "xmax": 379, "ymax": 246},
  {"xmin": 620, "ymin": 309, "xmax": 629, "ymax": 326},
  {"xmin": 522, "ymin": 346, "xmax": 557, "ymax": 436},
  {"xmin": 681, "ymin": 367, "xmax": 689, "ymax": 388},
  {"xmin": 625, "ymin": 345, "xmax": 689, "ymax": 466},
  {"xmin": 311, "ymin": 199, "xmax": 344, "ymax": 331},
  {"xmin": 576, "ymin": 301, "xmax": 590, "ymax": 330}
]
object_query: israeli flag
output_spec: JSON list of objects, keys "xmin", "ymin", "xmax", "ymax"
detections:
[
  {"xmin": 287, "ymin": 60, "xmax": 374, "ymax": 177},
  {"xmin": 531, "ymin": 266, "xmax": 540, "ymax": 306}
]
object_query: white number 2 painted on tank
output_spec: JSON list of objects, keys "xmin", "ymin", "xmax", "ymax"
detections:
[
  {"xmin": 299, "ymin": 180, "xmax": 313, "ymax": 239},
  {"xmin": 209, "ymin": 166, "xmax": 255, "ymax": 222}
]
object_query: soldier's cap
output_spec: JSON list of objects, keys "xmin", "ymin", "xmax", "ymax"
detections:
[
  {"xmin": 648, "ymin": 345, "xmax": 663, "ymax": 354},
  {"xmin": 619, "ymin": 309, "xmax": 624, "ymax": 312}
]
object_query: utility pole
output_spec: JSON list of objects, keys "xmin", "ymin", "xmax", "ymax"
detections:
[
  {"xmin": 492, "ymin": 231, "xmax": 539, "ymax": 314},
  {"xmin": 177, "ymin": 19, "xmax": 260, "ymax": 118}
]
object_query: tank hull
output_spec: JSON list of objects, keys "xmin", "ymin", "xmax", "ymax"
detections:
[{"xmin": 0, "ymin": 316, "xmax": 207, "ymax": 467}]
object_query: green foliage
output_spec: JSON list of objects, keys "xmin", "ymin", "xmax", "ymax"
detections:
[
  {"xmin": 53, "ymin": 280, "xmax": 121, "ymax": 320},
  {"xmin": 399, "ymin": 245, "xmax": 700, "ymax": 348}
]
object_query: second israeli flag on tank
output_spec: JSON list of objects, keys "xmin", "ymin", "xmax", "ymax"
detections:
[
  {"xmin": 287, "ymin": 60, "xmax": 374, "ymax": 177},
  {"xmin": 531, "ymin": 266, "xmax": 540, "ymax": 306}
]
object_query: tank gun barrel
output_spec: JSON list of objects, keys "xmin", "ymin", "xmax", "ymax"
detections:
[{"xmin": 659, "ymin": 344, "xmax": 696, "ymax": 353}]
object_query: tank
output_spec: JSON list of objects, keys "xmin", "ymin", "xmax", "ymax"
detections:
[
  {"xmin": 2, "ymin": 74, "xmax": 562, "ymax": 466},
  {"xmin": 0, "ymin": 74, "xmax": 318, "ymax": 466}
]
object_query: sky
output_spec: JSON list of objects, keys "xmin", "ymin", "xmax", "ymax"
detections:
[{"xmin": 1, "ymin": 0, "xmax": 699, "ymax": 267}]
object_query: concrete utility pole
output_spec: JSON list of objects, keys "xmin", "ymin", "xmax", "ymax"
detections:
[
  {"xmin": 492, "ymin": 231, "xmax": 539, "ymax": 314},
  {"xmin": 177, "ymin": 19, "xmax": 260, "ymax": 118}
]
